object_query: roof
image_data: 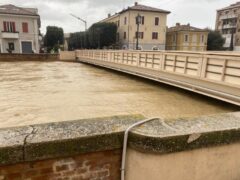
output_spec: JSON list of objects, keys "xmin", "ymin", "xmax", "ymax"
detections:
[
  {"xmin": 100, "ymin": 13, "xmax": 119, "ymax": 23},
  {"xmin": 217, "ymin": 2, "xmax": 240, "ymax": 11},
  {"xmin": 120, "ymin": 3, "xmax": 170, "ymax": 14},
  {"xmin": 167, "ymin": 23, "xmax": 208, "ymax": 33},
  {"xmin": 0, "ymin": 4, "xmax": 39, "ymax": 16}
]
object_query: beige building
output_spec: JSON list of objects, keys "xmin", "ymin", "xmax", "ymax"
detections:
[
  {"xmin": 166, "ymin": 23, "xmax": 209, "ymax": 51},
  {"xmin": 0, "ymin": 4, "xmax": 41, "ymax": 53},
  {"xmin": 216, "ymin": 2, "xmax": 240, "ymax": 51},
  {"xmin": 100, "ymin": 2, "xmax": 170, "ymax": 50}
]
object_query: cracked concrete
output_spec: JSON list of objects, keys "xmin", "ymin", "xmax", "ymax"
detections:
[{"xmin": 1, "ymin": 112, "xmax": 240, "ymax": 166}]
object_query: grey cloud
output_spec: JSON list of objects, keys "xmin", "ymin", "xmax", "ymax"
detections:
[{"xmin": 0, "ymin": 0, "xmax": 238, "ymax": 33}]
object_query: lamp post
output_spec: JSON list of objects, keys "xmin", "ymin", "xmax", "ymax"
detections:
[
  {"xmin": 136, "ymin": 14, "xmax": 141, "ymax": 50},
  {"xmin": 230, "ymin": 28, "xmax": 234, "ymax": 51},
  {"xmin": 70, "ymin": 14, "xmax": 87, "ymax": 31}
]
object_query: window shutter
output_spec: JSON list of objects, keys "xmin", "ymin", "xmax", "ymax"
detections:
[
  {"xmin": 3, "ymin": 22, "xmax": 7, "ymax": 31},
  {"xmin": 142, "ymin": 16, "xmax": 145, "ymax": 25},
  {"xmin": 12, "ymin": 22, "xmax": 16, "ymax": 32},
  {"xmin": 155, "ymin": 18, "xmax": 159, "ymax": 26},
  {"xmin": 22, "ymin": 23, "xmax": 28, "ymax": 33}
]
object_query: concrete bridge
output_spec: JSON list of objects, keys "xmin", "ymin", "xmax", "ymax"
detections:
[{"xmin": 76, "ymin": 50, "xmax": 240, "ymax": 106}]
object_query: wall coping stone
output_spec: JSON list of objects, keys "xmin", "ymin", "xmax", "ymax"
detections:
[
  {"xmin": 1, "ymin": 113, "xmax": 240, "ymax": 166},
  {"xmin": 130, "ymin": 112, "xmax": 240, "ymax": 153},
  {"xmin": 0, "ymin": 115, "xmax": 144, "ymax": 166}
]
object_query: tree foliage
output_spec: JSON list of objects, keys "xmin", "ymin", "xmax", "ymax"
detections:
[
  {"xmin": 207, "ymin": 30, "xmax": 225, "ymax": 51},
  {"xmin": 44, "ymin": 26, "xmax": 64, "ymax": 52},
  {"xmin": 68, "ymin": 32, "xmax": 88, "ymax": 50},
  {"xmin": 68, "ymin": 22, "xmax": 117, "ymax": 50}
]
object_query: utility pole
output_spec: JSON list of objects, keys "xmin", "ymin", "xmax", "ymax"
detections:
[
  {"xmin": 136, "ymin": 14, "xmax": 141, "ymax": 50},
  {"xmin": 70, "ymin": 14, "xmax": 87, "ymax": 31}
]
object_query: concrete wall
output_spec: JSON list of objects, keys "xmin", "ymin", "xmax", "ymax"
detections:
[
  {"xmin": 126, "ymin": 144, "xmax": 240, "ymax": 180},
  {"xmin": 59, "ymin": 51, "xmax": 76, "ymax": 61},
  {"xmin": 1, "ymin": 112, "xmax": 240, "ymax": 179}
]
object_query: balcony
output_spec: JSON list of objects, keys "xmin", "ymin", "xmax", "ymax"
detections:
[
  {"xmin": 222, "ymin": 24, "xmax": 237, "ymax": 29},
  {"xmin": 220, "ymin": 14, "xmax": 238, "ymax": 20},
  {"xmin": 1, "ymin": 31, "xmax": 19, "ymax": 39}
]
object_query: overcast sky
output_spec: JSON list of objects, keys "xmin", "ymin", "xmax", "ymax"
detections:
[{"xmin": 0, "ymin": 0, "xmax": 237, "ymax": 34}]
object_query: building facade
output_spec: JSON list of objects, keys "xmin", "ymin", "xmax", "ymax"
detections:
[
  {"xmin": 0, "ymin": 4, "xmax": 41, "ymax": 54},
  {"xmin": 101, "ymin": 2, "xmax": 170, "ymax": 50},
  {"xmin": 216, "ymin": 2, "xmax": 240, "ymax": 51},
  {"xmin": 166, "ymin": 23, "xmax": 209, "ymax": 51}
]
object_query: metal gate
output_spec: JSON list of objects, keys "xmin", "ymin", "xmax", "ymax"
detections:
[{"xmin": 21, "ymin": 41, "xmax": 32, "ymax": 54}]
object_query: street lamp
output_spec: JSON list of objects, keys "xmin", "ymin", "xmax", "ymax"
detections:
[
  {"xmin": 136, "ymin": 14, "xmax": 141, "ymax": 50},
  {"xmin": 70, "ymin": 14, "xmax": 87, "ymax": 31},
  {"xmin": 230, "ymin": 28, "xmax": 234, "ymax": 51}
]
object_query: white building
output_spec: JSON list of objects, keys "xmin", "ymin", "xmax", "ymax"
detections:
[{"xmin": 0, "ymin": 4, "xmax": 41, "ymax": 53}]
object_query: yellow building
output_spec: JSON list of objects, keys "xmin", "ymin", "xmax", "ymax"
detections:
[
  {"xmin": 100, "ymin": 2, "xmax": 170, "ymax": 50},
  {"xmin": 166, "ymin": 23, "xmax": 209, "ymax": 51}
]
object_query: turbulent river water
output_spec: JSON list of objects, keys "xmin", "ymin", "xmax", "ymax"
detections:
[{"xmin": 0, "ymin": 61, "xmax": 239, "ymax": 128}]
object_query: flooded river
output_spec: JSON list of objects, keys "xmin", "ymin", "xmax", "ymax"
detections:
[{"xmin": 0, "ymin": 61, "xmax": 239, "ymax": 128}]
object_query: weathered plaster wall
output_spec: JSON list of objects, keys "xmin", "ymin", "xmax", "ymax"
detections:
[{"xmin": 126, "ymin": 144, "xmax": 240, "ymax": 180}]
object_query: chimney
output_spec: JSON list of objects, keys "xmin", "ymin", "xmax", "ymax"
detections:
[
  {"xmin": 187, "ymin": 23, "xmax": 190, "ymax": 27},
  {"xmin": 176, "ymin": 23, "xmax": 180, "ymax": 27},
  {"xmin": 135, "ymin": 2, "xmax": 138, "ymax": 6},
  {"xmin": 108, "ymin": 13, "xmax": 111, "ymax": 18}
]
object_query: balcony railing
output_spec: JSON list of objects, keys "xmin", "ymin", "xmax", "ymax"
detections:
[
  {"xmin": 222, "ymin": 24, "xmax": 237, "ymax": 29},
  {"xmin": 1, "ymin": 31, "xmax": 19, "ymax": 39},
  {"xmin": 220, "ymin": 14, "xmax": 238, "ymax": 20}
]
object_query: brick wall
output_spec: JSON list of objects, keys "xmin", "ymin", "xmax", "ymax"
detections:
[
  {"xmin": 0, "ymin": 53, "xmax": 59, "ymax": 61},
  {"xmin": 0, "ymin": 150, "xmax": 121, "ymax": 180}
]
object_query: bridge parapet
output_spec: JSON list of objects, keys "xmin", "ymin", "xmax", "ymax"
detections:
[{"xmin": 76, "ymin": 50, "xmax": 240, "ymax": 106}]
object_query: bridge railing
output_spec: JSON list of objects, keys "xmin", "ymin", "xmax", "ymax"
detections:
[{"xmin": 76, "ymin": 50, "xmax": 240, "ymax": 88}]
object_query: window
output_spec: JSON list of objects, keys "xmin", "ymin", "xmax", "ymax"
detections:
[
  {"xmin": 124, "ymin": 32, "xmax": 127, "ymax": 39},
  {"xmin": 201, "ymin": 35, "xmax": 205, "ymax": 43},
  {"xmin": 116, "ymin": 33, "xmax": 120, "ymax": 42},
  {"xmin": 155, "ymin": 17, "xmax": 159, "ymax": 26},
  {"xmin": 136, "ymin": 16, "xmax": 144, "ymax": 25},
  {"xmin": 22, "ymin": 22, "xmax": 28, "ymax": 33},
  {"xmin": 8, "ymin": 42, "xmax": 14, "ymax": 51},
  {"xmin": 152, "ymin": 32, "xmax": 158, "ymax": 39},
  {"xmin": 141, "ymin": 16, "xmax": 144, "ymax": 25},
  {"xmin": 136, "ymin": 32, "xmax": 144, "ymax": 39},
  {"xmin": 184, "ymin": 34, "xmax": 189, "ymax": 42},
  {"xmin": 173, "ymin": 34, "xmax": 176, "ymax": 42},
  {"xmin": 124, "ymin": 17, "xmax": 127, "ymax": 25},
  {"xmin": 3, "ymin": 21, "xmax": 16, "ymax": 32}
]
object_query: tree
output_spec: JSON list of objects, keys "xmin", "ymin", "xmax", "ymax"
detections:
[
  {"xmin": 68, "ymin": 22, "xmax": 117, "ymax": 50},
  {"xmin": 207, "ymin": 30, "xmax": 225, "ymax": 51},
  {"xmin": 88, "ymin": 22, "xmax": 117, "ymax": 49},
  {"xmin": 68, "ymin": 32, "xmax": 88, "ymax": 50},
  {"xmin": 44, "ymin": 26, "xmax": 64, "ymax": 52}
]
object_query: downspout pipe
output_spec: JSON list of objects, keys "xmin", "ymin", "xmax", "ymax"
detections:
[{"xmin": 121, "ymin": 117, "xmax": 159, "ymax": 180}]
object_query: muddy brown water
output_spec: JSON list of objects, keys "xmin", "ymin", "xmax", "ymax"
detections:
[{"xmin": 0, "ymin": 61, "xmax": 239, "ymax": 128}]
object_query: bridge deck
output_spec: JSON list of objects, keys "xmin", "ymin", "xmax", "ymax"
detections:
[{"xmin": 76, "ymin": 50, "xmax": 240, "ymax": 106}]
